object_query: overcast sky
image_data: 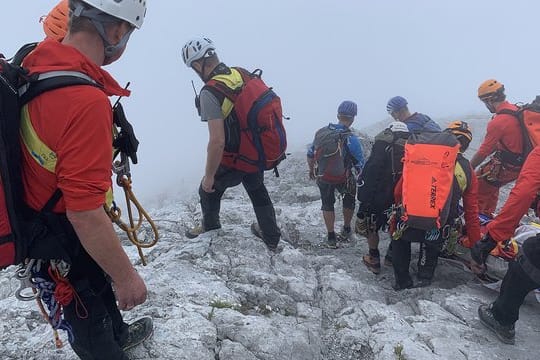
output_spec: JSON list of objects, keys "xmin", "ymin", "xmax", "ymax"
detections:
[{"xmin": 2, "ymin": 0, "xmax": 539, "ymax": 201}]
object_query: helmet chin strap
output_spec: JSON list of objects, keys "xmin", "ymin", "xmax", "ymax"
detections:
[
  {"xmin": 73, "ymin": 4, "xmax": 134, "ymax": 64},
  {"xmin": 485, "ymin": 101, "xmax": 497, "ymax": 114},
  {"xmin": 94, "ymin": 20, "xmax": 134, "ymax": 62}
]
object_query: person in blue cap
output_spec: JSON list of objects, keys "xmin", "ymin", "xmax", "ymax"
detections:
[
  {"xmin": 386, "ymin": 96, "xmax": 441, "ymax": 132},
  {"xmin": 307, "ymin": 101, "xmax": 365, "ymax": 248}
]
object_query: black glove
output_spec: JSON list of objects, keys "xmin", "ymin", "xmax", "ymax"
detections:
[
  {"xmin": 113, "ymin": 102, "xmax": 139, "ymax": 164},
  {"xmin": 471, "ymin": 233, "xmax": 497, "ymax": 265}
]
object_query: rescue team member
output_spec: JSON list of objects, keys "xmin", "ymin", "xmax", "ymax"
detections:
[
  {"xmin": 391, "ymin": 122, "xmax": 480, "ymax": 290},
  {"xmin": 386, "ymin": 96, "xmax": 441, "ymax": 132},
  {"xmin": 307, "ymin": 101, "xmax": 365, "ymax": 248},
  {"xmin": 22, "ymin": 0, "xmax": 151, "ymax": 358},
  {"xmin": 471, "ymin": 146, "xmax": 540, "ymax": 345},
  {"xmin": 470, "ymin": 79, "xmax": 523, "ymax": 217},
  {"xmin": 182, "ymin": 37, "xmax": 281, "ymax": 251},
  {"xmin": 356, "ymin": 121, "xmax": 409, "ymax": 273}
]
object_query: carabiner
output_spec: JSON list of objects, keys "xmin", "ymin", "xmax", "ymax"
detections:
[{"xmin": 14, "ymin": 259, "xmax": 39, "ymax": 301}]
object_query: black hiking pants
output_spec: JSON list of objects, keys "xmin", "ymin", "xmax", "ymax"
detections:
[
  {"xmin": 199, "ymin": 166, "xmax": 281, "ymax": 246},
  {"xmin": 392, "ymin": 227, "xmax": 443, "ymax": 286},
  {"xmin": 492, "ymin": 237, "xmax": 540, "ymax": 326},
  {"xmin": 65, "ymin": 251, "xmax": 130, "ymax": 360}
]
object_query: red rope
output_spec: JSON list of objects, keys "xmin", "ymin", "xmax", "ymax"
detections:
[{"xmin": 48, "ymin": 266, "xmax": 89, "ymax": 319}]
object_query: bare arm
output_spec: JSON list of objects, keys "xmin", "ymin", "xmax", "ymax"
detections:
[
  {"xmin": 307, "ymin": 156, "xmax": 315, "ymax": 180},
  {"xmin": 204, "ymin": 118, "xmax": 225, "ymax": 184},
  {"xmin": 67, "ymin": 207, "xmax": 147, "ymax": 310}
]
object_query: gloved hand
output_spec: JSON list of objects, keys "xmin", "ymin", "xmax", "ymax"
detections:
[
  {"xmin": 113, "ymin": 102, "xmax": 139, "ymax": 164},
  {"xmin": 470, "ymin": 232, "xmax": 497, "ymax": 269}
]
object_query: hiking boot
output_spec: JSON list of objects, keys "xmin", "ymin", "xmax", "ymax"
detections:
[
  {"xmin": 392, "ymin": 278, "xmax": 414, "ymax": 291},
  {"xmin": 415, "ymin": 277, "xmax": 432, "ymax": 288},
  {"xmin": 185, "ymin": 225, "xmax": 205, "ymax": 239},
  {"xmin": 327, "ymin": 235, "xmax": 337, "ymax": 249},
  {"xmin": 336, "ymin": 227, "xmax": 352, "ymax": 242},
  {"xmin": 120, "ymin": 317, "xmax": 154, "ymax": 352},
  {"xmin": 362, "ymin": 254, "xmax": 381, "ymax": 274},
  {"xmin": 251, "ymin": 223, "xmax": 278, "ymax": 252},
  {"xmin": 478, "ymin": 304, "xmax": 515, "ymax": 345},
  {"xmin": 185, "ymin": 224, "xmax": 221, "ymax": 239}
]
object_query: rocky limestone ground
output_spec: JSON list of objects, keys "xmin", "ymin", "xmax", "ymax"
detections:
[{"xmin": 1, "ymin": 147, "xmax": 539, "ymax": 360}]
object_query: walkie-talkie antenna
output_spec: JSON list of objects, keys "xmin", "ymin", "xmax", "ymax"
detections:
[
  {"xmin": 113, "ymin": 82, "xmax": 131, "ymax": 109},
  {"xmin": 191, "ymin": 80, "xmax": 198, "ymax": 96}
]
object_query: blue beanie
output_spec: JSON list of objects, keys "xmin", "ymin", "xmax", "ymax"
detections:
[
  {"xmin": 386, "ymin": 96, "xmax": 408, "ymax": 113},
  {"xmin": 337, "ymin": 100, "xmax": 357, "ymax": 118}
]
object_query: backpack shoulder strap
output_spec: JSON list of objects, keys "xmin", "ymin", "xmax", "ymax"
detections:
[
  {"xmin": 497, "ymin": 108, "xmax": 519, "ymax": 116},
  {"xmin": 19, "ymin": 71, "xmax": 100, "ymax": 105},
  {"xmin": 496, "ymin": 106, "xmax": 533, "ymax": 158},
  {"xmin": 204, "ymin": 66, "xmax": 245, "ymax": 102},
  {"xmin": 454, "ymin": 154, "xmax": 471, "ymax": 193},
  {"xmin": 10, "ymin": 42, "xmax": 39, "ymax": 66}
]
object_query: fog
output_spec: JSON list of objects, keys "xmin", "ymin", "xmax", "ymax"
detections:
[{"xmin": 2, "ymin": 0, "xmax": 540, "ymax": 202}]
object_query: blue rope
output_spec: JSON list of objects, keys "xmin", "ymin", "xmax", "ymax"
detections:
[{"xmin": 32, "ymin": 264, "xmax": 74, "ymax": 343}]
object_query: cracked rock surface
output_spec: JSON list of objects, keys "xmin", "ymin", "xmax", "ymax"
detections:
[{"xmin": 1, "ymin": 127, "xmax": 539, "ymax": 359}]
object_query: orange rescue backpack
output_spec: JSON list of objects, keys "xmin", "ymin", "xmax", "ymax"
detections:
[{"xmin": 400, "ymin": 132, "xmax": 460, "ymax": 230}]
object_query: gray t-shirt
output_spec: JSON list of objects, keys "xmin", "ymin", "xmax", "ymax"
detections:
[{"xmin": 200, "ymin": 89, "xmax": 223, "ymax": 122}]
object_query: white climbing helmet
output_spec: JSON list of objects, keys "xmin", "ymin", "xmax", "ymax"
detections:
[
  {"xmin": 388, "ymin": 121, "xmax": 409, "ymax": 133},
  {"xmin": 182, "ymin": 37, "xmax": 216, "ymax": 67},
  {"xmin": 80, "ymin": 0, "xmax": 147, "ymax": 28}
]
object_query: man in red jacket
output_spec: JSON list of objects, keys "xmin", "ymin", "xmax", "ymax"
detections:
[
  {"xmin": 21, "ymin": 1, "xmax": 151, "ymax": 358},
  {"xmin": 471, "ymin": 146, "xmax": 540, "ymax": 345},
  {"xmin": 471, "ymin": 79, "xmax": 524, "ymax": 217}
]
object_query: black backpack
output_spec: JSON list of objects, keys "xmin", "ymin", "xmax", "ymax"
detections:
[
  {"xmin": 0, "ymin": 43, "xmax": 98, "ymax": 269},
  {"xmin": 312, "ymin": 126, "xmax": 351, "ymax": 184}
]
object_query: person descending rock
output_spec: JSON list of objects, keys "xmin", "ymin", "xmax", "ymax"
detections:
[
  {"xmin": 307, "ymin": 101, "xmax": 365, "ymax": 248},
  {"xmin": 386, "ymin": 96, "xmax": 441, "ymax": 132},
  {"xmin": 182, "ymin": 37, "xmax": 284, "ymax": 252},
  {"xmin": 391, "ymin": 121, "xmax": 480, "ymax": 290},
  {"xmin": 471, "ymin": 145, "xmax": 540, "ymax": 345},
  {"xmin": 20, "ymin": 0, "xmax": 152, "ymax": 358},
  {"xmin": 356, "ymin": 121, "xmax": 409, "ymax": 273},
  {"xmin": 470, "ymin": 79, "xmax": 523, "ymax": 218}
]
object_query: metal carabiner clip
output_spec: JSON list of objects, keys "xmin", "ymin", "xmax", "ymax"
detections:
[
  {"xmin": 112, "ymin": 153, "xmax": 131, "ymax": 187},
  {"xmin": 14, "ymin": 259, "xmax": 39, "ymax": 301}
]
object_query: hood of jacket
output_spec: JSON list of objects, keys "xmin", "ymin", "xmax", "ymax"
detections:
[{"xmin": 23, "ymin": 39, "xmax": 130, "ymax": 98}]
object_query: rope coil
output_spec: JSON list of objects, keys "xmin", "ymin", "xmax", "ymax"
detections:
[{"xmin": 106, "ymin": 175, "xmax": 159, "ymax": 266}]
